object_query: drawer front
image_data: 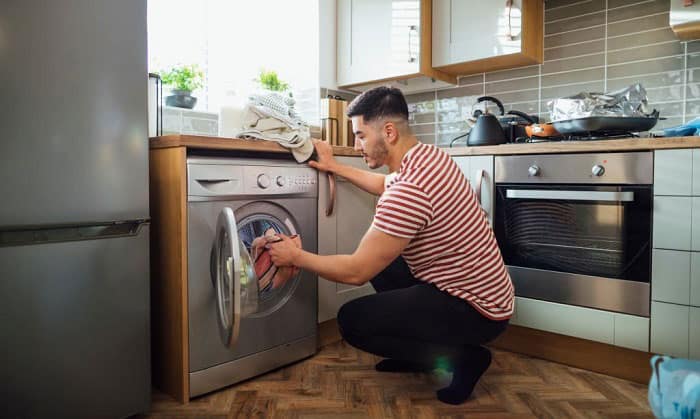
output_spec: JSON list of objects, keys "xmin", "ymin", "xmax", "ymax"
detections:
[
  {"xmin": 652, "ymin": 249, "xmax": 691, "ymax": 305},
  {"xmin": 651, "ymin": 301, "xmax": 689, "ymax": 358},
  {"xmin": 653, "ymin": 196, "xmax": 692, "ymax": 251}
]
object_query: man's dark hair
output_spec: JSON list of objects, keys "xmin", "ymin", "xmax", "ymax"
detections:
[{"xmin": 346, "ymin": 86, "xmax": 409, "ymax": 123}]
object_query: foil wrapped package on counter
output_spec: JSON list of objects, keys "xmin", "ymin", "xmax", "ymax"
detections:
[{"xmin": 547, "ymin": 83, "xmax": 653, "ymax": 122}]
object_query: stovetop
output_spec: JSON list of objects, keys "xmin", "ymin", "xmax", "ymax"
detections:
[{"xmin": 513, "ymin": 130, "xmax": 647, "ymax": 143}]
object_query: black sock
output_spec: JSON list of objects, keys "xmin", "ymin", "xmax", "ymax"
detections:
[
  {"xmin": 436, "ymin": 346, "xmax": 492, "ymax": 405},
  {"xmin": 375, "ymin": 358, "xmax": 432, "ymax": 373}
]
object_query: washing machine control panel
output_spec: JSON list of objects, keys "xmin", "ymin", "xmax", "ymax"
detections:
[{"xmin": 246, "ymin": 166, "xmax": 317, "ymax": 195}]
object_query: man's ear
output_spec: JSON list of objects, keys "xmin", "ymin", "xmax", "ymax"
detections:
[{"xmin": 383, "ymin": 121, "xmax": 399, "ymax": 145}]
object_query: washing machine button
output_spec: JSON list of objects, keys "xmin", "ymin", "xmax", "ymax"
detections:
[
  {"xmin": 257, "ymin": 174, "xmax": 271, "ymax": 189},
  {"xmin": 275, "ymin": 176, "xmax": 285, "ymax": 187}
]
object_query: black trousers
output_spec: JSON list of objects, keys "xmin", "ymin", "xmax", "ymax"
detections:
[{"xmin": 337, "ymin": 257, "xmax": 509, "ymax": 369}]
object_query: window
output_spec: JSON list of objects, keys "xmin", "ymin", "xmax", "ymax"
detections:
[{"xmin": 148, "ymin": 0, "xmax": 320, "ymax": 125}]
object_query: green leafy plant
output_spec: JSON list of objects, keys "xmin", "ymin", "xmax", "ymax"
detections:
[
  {"xmin": 255, "ymin": 69, "xmax": 290, "ymax": 92},
  {"xmin": 159, "ymin": 64, "xmax": 204, "ymax": 93}
]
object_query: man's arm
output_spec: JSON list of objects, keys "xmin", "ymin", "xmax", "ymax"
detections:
[
  {"xmin": 268, "ymin": 228, "xmax": 411, "ymax": 285},
  {"xmin": 308, "ymin": 139, "xmax": 385, "ymax": 196}
]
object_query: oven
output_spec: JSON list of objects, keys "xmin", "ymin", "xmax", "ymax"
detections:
[{"xmin": 494, "ymin": 152, "xmax": 653, "ymax": 317}]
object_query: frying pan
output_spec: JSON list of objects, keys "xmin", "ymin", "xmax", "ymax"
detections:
[{"xmin": 551, "ymin": 110, "xmax": 660, "ymax": 134}]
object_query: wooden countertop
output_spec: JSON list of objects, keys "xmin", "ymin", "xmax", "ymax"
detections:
[
  {"xmin": 149, "ymin": 135, "xmax": 360, "ymax": 156},
  {"xmin": 150, "ymin": 134, "xmax": 700, "ymax": 157}
]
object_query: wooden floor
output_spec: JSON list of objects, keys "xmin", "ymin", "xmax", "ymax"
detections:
[{"xmin": 139, "ymin": 341, "xmax": 653, "ymax": 418}]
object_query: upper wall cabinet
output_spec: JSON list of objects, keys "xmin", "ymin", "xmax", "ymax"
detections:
[
  {"xmin": 337, "ymin": 0, "xmax": 457, "ymax": 92},
  {"xmin": 432, "ymin": 0, "xmax": 543, "ymax": 76},
  {"xmin": 671, "ymin": 0, "xmax": 700, "ymax": 41}
]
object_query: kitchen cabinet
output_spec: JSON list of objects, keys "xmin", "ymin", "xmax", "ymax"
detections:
[
  {"xmin": 432, "ymin": 0, "xmax": 543, "ymax": 76},
  {"xmin": 690, "ymin": 307, "xmax": 700, "ymax": 360},
  {"xmin": 654, "ymin": 149, "xmax": 693, "ymax": 196},
  {"xmin": 337, "ymin": 0, "xmax": 456, "ymax": 92},
  {"xmin": 512, "ymin": 297, "xmax": 614, "ymax": 345},
  {"xmin": 317, "ymin": 156, "xmax": 380, "ymax": 323},
  {"xmin": 453, "ymin": 155, "xmax": 495, "ymax": 224},
  {"xmin": 511, "ymin": 297, "xmax": 650, "ymax": 351},
  {"xmin": 652, "ymin": 249, "xmax": 691, "ymax": 305},
  {"xmin": 653, "ymin": 196, "xmax": 692, "ymax": 251},
  {"xmin": 651, "ymin": 301, "xmax": 689, "ymax": 358},
  {"xmin": 613, "ymin": 313, "xmax": 651, "ymax": 353},
  {"xmin": 671, "ymin": 0, "xmax": 700, "ymax": 41},
  {"xmin": 693, "ymin": 253, "xmax": 700, "ymax": 307}
]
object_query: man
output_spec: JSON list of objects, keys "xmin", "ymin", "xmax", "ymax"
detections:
[{"xmin": 267, "ymin": 86, "xmax": 514, "ymax": 405}]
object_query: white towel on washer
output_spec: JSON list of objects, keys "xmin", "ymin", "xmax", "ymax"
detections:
[{"xmin": 235, "ymin": 92, "xmax": 314, "ymax": 163}]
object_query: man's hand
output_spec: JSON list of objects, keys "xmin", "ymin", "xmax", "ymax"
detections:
[
  {"xmin": 307, "ymin": 139, "xmax": 337, "ymax": 173},
  {"xmin": 267, "ymin": 234, "xmax": 302, "ymax": 267}
]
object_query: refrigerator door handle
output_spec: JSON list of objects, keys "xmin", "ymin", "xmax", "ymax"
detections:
[
  {"xmin": 0, "ymin": 219, "xmax": 149, "ymax": 247},
  {"xmin": 214, "ymin": 207, "xmax": 241, "ymax": 348}
]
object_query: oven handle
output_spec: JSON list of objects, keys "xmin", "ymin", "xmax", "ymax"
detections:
[{"xmin": 505, "ymin": 189, "xmax": 634, "ymax": 202}]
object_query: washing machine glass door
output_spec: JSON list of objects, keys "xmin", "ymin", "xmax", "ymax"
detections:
[
  {"xmin": 235, "ymin": 202, "xmax": 301, "ymax": 317},
  {"xmin": 213, "ymin": 207, "xmax": 257, "ymax": 348}
]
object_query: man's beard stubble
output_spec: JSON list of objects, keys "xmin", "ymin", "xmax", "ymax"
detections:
[{"xmin": 366, "ymin": 137, "xmax": 389, "ymax": 169}]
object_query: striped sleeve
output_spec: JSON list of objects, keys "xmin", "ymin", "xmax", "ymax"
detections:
[{"xmin": 371, "ymin": 181, "xmax": 433, "ymax": 239}]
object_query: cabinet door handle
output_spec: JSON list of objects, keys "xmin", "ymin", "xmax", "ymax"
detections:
[
  {"xmin": 505, "ymin": 0, "xmax": 522, "ymax": 41},
  {"xmin": 408, "ymin": 25, "xmax": 418, "ymax": 63},
  {"xmin": 474, "ymin": 169, "xmax": 484, "ymax": 206},
  {"xmin": 326, "ymin": 172, "xmax": 336, "ymax": 216}
]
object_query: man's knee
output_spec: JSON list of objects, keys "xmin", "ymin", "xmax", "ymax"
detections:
[{"xmin": 337, "ymin": 296, "xmax": 371, "ymax": 340}]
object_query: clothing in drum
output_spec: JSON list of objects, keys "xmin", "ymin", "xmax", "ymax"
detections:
[{"xmin": 236, "ymin": 212, "xmax": 301, "ymax": 314}]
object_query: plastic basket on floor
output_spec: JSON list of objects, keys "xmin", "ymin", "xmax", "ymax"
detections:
[{"xmin": 648, "ymin": 355, "xmax": 700, "ymax": 419}]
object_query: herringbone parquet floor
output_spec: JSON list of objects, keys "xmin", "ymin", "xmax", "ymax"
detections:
[{"xmin": 139, "ymin": 340, "xmax": 654, "ymax": 418}]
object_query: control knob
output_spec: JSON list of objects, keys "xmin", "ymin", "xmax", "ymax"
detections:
[
  {"xmin": 528, "ymin": 165, "xmax": 540, "ymax": 177},
  {"xmin": 276, "ymin": 176, "xmax": 285, "ymax": 187},
  {"xmin": 257, "ymin": 174, "xmax": 271, "ymax": 189},
  {"xmin": 592, "ymin": 164, "xmax": 605, "ymax": 177}
]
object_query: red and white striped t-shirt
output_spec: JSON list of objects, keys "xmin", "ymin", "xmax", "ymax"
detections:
[{"xmin": 371, "ymin": 142, "xmax": 514, "ymax": 320}]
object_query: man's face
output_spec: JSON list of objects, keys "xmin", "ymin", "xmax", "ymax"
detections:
[{"xmin": 351, "ymin": 116, "xmax": 389, "ymax": 169}]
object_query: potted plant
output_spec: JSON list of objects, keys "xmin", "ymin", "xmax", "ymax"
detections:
[
  {"xmin": 159, "ymin": 64, "xmax": 204, "ymax": 109},
  {"xmin": 255, "ymin": 69, "xmax": 290, "ymax": 95}
]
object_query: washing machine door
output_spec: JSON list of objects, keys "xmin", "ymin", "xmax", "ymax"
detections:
[
  {"xmin": 213, "ymin": 207, "xmax": 257, "ymax": 348},
  {"xmin": 235, "ymin": 202, "xmax": 301, "ymax": 317}
]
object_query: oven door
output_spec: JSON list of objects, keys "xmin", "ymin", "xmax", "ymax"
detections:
[{"xmin": 494, "ymin": 184, "xmax": 652, "ymax": 316}]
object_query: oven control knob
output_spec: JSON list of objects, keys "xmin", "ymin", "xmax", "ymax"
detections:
[
  {"xmin": 528, "ymin": 165, "xmax": 540, "ymax": 177},
  {"xmin": 257, "ymin": 174, "xmax": 271, "ymax": 189},
  {"xmin": 592, "ymin": 165, "xmax": 605, "ymax": 177},
  {"xmin": 275, "ymin": 176, "xmax": 285, "ymax": 187}
]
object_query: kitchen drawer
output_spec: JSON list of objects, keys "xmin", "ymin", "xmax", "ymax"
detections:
[
  {"xmin": 652, "ymin": 249, "xmax": 691, "ymax": 305},
  {"xmin": 691, "ymin": 307, "xmax": 700, "ymax": 360},
  {"xmin": 511, "ymin": 297, "xmax": 614, "ymax": 345},
  {"xmin": 692, "ymin": 197, "xmax": 700, "ymax": 252},
  {"xmin": 653, "ymin": 196, "xmax": 692, "ymax": 251},
  {"xmin": 651, "ymin": 301, "xmax": 689, "ymax": 358},
  {"xmin": 654, "ymin": 149, "xmax": 693, "ymax": 196},
  {"xmin": 692, "ymin": 253, "xmax": 700, "ymax": 307},
  {"xmin": 613, "ymin": 313, "xmax": 649, "ymax": 352},
  {"xmin": 694, "ymin": 150, "xmax": 700, "ymax": 195}
]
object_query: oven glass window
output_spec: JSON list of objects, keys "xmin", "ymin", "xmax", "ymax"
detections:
[{"xmin": 494, "ymin": 185, "xmax": 652, "ymax": 282}]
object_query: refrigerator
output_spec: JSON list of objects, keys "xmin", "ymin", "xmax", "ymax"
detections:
[{"xmin": 0, "ymin": 1, "xmax": 151, "ymax": 418}]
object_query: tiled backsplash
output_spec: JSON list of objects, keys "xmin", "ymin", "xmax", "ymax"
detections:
[{"xmin": 406, "ymin": 0, "xmax": 700, "ymax": 147}]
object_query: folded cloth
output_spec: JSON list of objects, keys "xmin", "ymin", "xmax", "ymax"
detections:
[
  {"xmin": 235, "ymin": 92, "xmax": 314, "ymax": 163},
  {"xmin": 250, "ymin": 229, "xmax": 302, "ymax": 295}
]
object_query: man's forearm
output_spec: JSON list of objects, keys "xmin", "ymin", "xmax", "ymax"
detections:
[
  {"xmin": 295, "ymin": 250, "xmax": 369, "ymax": 286},
  {"xmin": 331, "ymin": 163, "xmax": 385, "ymax": 196}
]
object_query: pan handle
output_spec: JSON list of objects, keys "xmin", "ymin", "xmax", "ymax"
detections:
[{"xmin": 506, "ymin": 110, "xmax": 538, "ymax": 124}]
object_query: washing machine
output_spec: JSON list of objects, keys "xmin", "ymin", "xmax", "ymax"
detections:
[{"xmin": 186, "ymin": 156, "xmax": 318, "ymax": 397}]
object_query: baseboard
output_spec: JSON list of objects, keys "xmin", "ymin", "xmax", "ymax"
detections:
[
  {"xmin": 317, "ymin": 320, "xmax": 653, "ymax": 384},
  {"xmin": 490, "ymin": 325, "xmax": 653, "ymax": 384}
]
